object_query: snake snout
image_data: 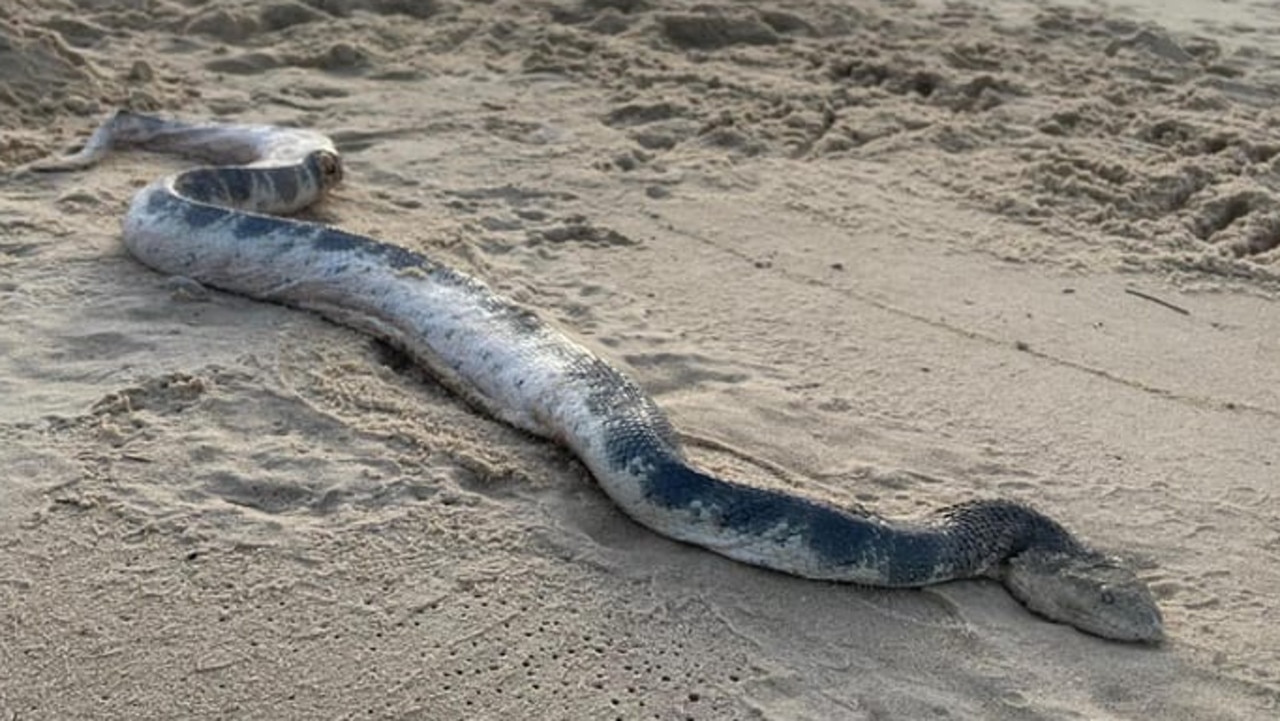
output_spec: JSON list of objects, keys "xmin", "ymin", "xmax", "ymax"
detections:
[{"xmin": 1005, "ymin": 550, "xmax": 1164, "ymax": 643}]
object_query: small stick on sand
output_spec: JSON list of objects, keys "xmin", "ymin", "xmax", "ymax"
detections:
[{"xmin": 1124, "ymin": 288, "xmax": 1190, "ymax": 316}]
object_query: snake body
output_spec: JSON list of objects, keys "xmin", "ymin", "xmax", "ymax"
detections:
[{"xmin": 38, "ymin": 111, "xmax": 1163, "ymax": 642}]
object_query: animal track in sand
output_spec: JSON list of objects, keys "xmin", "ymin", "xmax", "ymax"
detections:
[{"xmin": 1191, "ymin": 190, "xmax": 1280, "ymax": 257}]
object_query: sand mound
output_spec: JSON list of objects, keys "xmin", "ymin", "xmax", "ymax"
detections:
[{"xmin": 0, "ymin": 18, "xmax": 104, "ymax": 163}]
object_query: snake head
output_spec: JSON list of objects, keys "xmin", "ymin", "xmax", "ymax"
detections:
[{"xmin": 1003, "ymin": 548, "xmax": 1164, "ymax": 643}]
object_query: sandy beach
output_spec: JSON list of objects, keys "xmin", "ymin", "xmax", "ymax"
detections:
[{"xmin": 3, "ymin": 0, "xmax": 1280, "ymax": 718}]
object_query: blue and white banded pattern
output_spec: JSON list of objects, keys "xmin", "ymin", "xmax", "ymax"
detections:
[{"xmin": 35, "ymin": 110, "xmax": 1163, "ymax": 643}]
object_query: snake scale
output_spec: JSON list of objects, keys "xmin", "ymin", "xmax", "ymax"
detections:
[{"xmin": 35, "ymin": 110, "xmax": 1163, "ymax": 643}]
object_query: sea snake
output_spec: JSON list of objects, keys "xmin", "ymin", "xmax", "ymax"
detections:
[{"xmin": 34, "ymin": 110, "xmax": 1164, "ymax": 642}]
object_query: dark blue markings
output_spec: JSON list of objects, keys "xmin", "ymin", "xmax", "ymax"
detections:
[
  {"xmin": 619, "ymin": 422, "xmax": 1090, "ymax": 584},
  {"xmin": 147, "ymin": 189, "xmax": 228, "ymax": 228},
  {"xmin": 174, "ymin": 166, "xmax": 307, "ymax": 210},
  {"xmin": 233, "ymin": 213, "xmax": 280, "ymax": 239},
  {"xmin": 231, "ymin": 212, "xmax": 312, "ymax": 241},
  {"xmin": 312, "ymin": 228, "xmax": 427, "ymax": 269},
  {"xmin": 677, "ymin": 471, "xmax": 793, "ymax": 538},
  {"xmin": 637, "ymin": 455, "xmax": 795, "ymax": 539},
  {"xmin": 634, "ymin": 445, "xmax": 966, "ymax": 583},
  {"xmin": 174, "ymin": 168, "xmax": 238, "ymax": 204},
  {"xmin": 872, "ymin": 531, "xmax": 950, "ymax": 586},
  {"xmin": 148, "ymin": 186, "xmax": 316, "ymax": 242},
  {"xmin": 145, "ymin": 188, "xmax": 178, "ymax": 216},
  {"xmin": 271, "ymin": 166, "xmax": 300, "ymax": 206},
  {"xmin": 313, "ymin": 228, "xmax": 369, "ymax": 253},
  {"xmin": 812, "ymin": 518, "xmax": 937, "ymax": 585},
  {"xmin": 183, "ymin": 202, "xmax": 228, "ymax": 228},
  {"xmin": 643, "ymin": 459, "xmax": 886, "ymax": 562},
  {"xmin": 220, "ymin": 168, "xmax": 254, "ymax": 204}
]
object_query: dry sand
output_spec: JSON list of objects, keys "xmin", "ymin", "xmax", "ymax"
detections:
[{"xmin": 3, "ymin": 0, "xmax": 1280, "ymax": 718}]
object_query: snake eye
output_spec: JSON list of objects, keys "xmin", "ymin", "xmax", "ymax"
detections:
[{"xmin": 1100, "ymin": 588, "xmax": 1116, "ymax": 605}]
